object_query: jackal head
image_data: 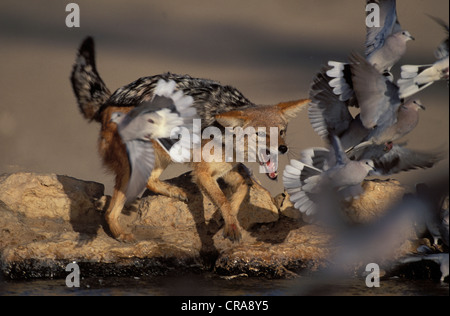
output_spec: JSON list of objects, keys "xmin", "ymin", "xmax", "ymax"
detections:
[{"xmin": 215, "ymin": 99, "xmax": 309, "ymax": 180}]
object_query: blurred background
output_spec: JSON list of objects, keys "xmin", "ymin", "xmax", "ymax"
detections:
[{"xmin": 0, "ymin": 0, "xmax": 448, "ymax": 196}]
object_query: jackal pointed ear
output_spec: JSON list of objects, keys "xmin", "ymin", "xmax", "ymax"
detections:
[
  {"xmin": 215, "ymin": 111, "xmax": 248, "ymax": 128},
  {"xmin": 277, "ymin": 99, "xmax": 310, "ymax": 120}
]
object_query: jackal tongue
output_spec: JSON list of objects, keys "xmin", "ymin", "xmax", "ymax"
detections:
[
  {"xmin": 266, "ymin": 159, "xmax": 278, "ymax": 180},
  {"xmin": 259, "ymin": 150, "xmax": 278, "ymax": 180}
]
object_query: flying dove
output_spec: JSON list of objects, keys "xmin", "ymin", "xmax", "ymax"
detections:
[
  {"xmin": 110, "ymin": 79, "xmax": 198, "ymax": 202},
  {"xmin": 347, "ymin": 53, "xmax": 425, "ymax": 152},
  {"xmin": 283, "ymin": 135, "xmax": 375, "ymax": 217},
  {"xmin": 398, "ymin": 17, "xmax": 449, "ymax": 99},
  {"xmin": 365, "ymin": 0, "xmax": 414, "ymax": 74},
  {"xmin": 310, "ymin": 53, "xmax": 425, "ymax": 154},
  {"xmin": 309, "ymin": 55, "xmax": 443, "ymax": 175},
  {"xmin": 356, "ymin": 143, "xmax": 443, "ymax": 176},
  {"xmin": 326, "ymin": 0, "xmax": 413, "ymax": 101}
]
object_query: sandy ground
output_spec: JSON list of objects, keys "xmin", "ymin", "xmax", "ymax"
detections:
[{"xmin": 0, "ymin": 0, "xmax": 448, "ymax": 196}]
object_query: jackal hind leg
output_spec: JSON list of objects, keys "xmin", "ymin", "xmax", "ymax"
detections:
[
  {"xmin": 105, "ymin": 173, "xmax": 135, "ymax": 242},
  {"xmin": 146, "ymin": 167, "xmax": 189, "ymax": 202}
]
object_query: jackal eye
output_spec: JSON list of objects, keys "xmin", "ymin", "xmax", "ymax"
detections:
[{"xmin": 280, "ymin": 129, "xmax": 286, "ymax": 137}]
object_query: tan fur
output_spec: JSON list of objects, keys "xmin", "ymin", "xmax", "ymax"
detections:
[{"xmin": 99, "ymin": 99, "xmax": 309, "ymax": 242}]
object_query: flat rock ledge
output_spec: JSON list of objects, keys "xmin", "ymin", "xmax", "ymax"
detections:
[{"xmin": 0, "ymin": 172, "xmax": 439, "ymax": 280}]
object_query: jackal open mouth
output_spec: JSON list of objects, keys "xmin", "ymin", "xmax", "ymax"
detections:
[{"xmin": 258, "ymin": 148, "xmax": 278, "ymax": 180}]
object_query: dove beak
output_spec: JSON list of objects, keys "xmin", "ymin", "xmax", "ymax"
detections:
[
  {"xmin": 409, "ymin": 35, "xmax": 415, "ymax": 41},
  {"xmin": 413, "ymin": 100, "xmax": 425, "ymax": 111}
]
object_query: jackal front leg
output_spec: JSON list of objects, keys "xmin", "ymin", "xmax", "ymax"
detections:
[
  {"xmin": 222, "ymin": 168, "xmax": 249, "ymax": 222},
  {"xmin": 193, "ymin": 166, "xmax": 242, "ymax": 242}
]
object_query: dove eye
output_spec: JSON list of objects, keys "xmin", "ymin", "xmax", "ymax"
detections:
[{"xmin": 148, "ymin": 119, "xmax": 154, "ymax": 123}]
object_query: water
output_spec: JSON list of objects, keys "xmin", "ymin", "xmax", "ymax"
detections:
[{"xmin": 1, "ymin": 274, "xmax": 448, "ymax": 296}]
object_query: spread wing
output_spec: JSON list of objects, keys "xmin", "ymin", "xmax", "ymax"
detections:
[
  {"xmin": 115, "ymin": 79, "xmax": 198, "ymax": 202},
  {"xmin": 308, "ymin": 70, "xmax": 354, "ymax": 140},
  {"xmin": 124, "ymin": 140, "xmax": 155, "ymax": 202},
  {"xmin": 359, "ymin": 144, "xmax": 444, "ymax": 175},
  {"xmin": 349, "ymin": 53, "xmax": 401, "ymax": 129}
]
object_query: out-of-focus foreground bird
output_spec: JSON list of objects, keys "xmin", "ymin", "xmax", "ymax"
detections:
[
  {"xmin": 110, "ymin": 79, "xmax": 198, "ymax": 203},
  {"xmin": 283, "ymin": 134, "xmax": 375, "ymax": 219}
]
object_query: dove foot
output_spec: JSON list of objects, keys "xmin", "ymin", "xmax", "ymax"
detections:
[{"xmin": 384, "ymin": 141, "xmax": 394, "ymax": 152}]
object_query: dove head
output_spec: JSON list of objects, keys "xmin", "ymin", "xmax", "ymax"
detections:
[
  {"xmin": 110, "ymin": 112, "xmax": 125, "ymax": 125},
  {"xmin": 401, "ymin": 99, "xmax": 426, "ymax": 112},
  {"xmin": 361, "ymin": 159, "xmax": 376, "ymax": 174},
  {"xmin": 412, "ymin": 100, "xmax": 426, "ymax": 111},
  {"xmin": 397, "ymin": 30, "xmax": 415, "ymax": 42}
]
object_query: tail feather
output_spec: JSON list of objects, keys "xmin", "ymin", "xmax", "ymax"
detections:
[
  {"xmin": 400, "ymin": 64, "xmax": 431, "ymax": 79},
  {"xmin": 152, "ymin": 79, "xmax": 199, "ymax": 163},
  {"xmin": 283, "ymin": 157, "xmax": 323, "ymax": 217},
  {"xmin": 289, "ymin": 190, "xmax": 316, "ymax": 216},
  {"xmin": 70, "ymin": 37, "xmax": 111, "ymax": 122},
  {"xmin": 153, "ymin": 79, "xmax": 197, "ymax": 127},
  {"xmin": 398, "ymin": 64, "xmax": 437, "ymax": 99},
  {"xmin": 398, "ymin": 79, "xmax": 434, "ymax": 99}
]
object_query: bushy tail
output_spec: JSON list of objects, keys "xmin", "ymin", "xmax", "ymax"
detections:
[{"xmin": 70, "ymin": 37, "xmax": 111, "ymax": 122}]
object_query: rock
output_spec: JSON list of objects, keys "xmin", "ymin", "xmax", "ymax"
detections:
[
  {"xmin": 0, "ymin": 173, "xmax": 104, "ymax": 221},
  {"xmin": 214, "ymin": 220, "xmax": 332, "ymax": 278},
  {"xmin": 138, "ymin": 172, "xmax": 279, "ymax": 231},
  {"xmin": 0, "ymin": 172, "xmax": 285, "ymax": 279},
  {"xmin": 343, "ymin": 179, "xmax": 406, "ymax": 224},
  {"xmin": 0, "ymin": 172, "xmax": 436, "ymax": 281}
]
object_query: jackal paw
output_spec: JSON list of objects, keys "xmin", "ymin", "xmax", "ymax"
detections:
[
  {"xmin": 174, "ymin": 192, "xmax": 189, "ymax": 203},
  {"xmin": 162, "ymin": 188, "xmax": 188, "ymax": 202},
  {"xmin": 223, "ymin": 223, "xmax": 242, "ymax": 242},
  {"xmin": 116, "ymin": 232, "xmax": 136, "ymax": 243}
]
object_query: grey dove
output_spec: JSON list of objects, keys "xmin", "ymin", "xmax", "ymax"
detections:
[
  {"xmin": 398, "ymin": 17, "xmax": 449, "ymax": 98},
  {"xmin": 398, "ymin": 184, "xmax": 449, "ymax": 283},
  {"xmin": 400, "ymin": 253, "xmax": 449, "ymax": 283},
  {"xmin": 309, "ymin": 53, "xmax": 438, "ymax": 174},
  {"xmin": 110, "ymin": 79, "xmax": 198, "ymax": 202},
  {"xmin": 347, "ymin": 53, "xmax": 425, "ymax": 153},
  {"xmin": 327, "ymin": 0, "xmax": 413, "ymax": 101},
  {"xmin": 415, "ymin": 183, "xmax": 449, "ymax": 247},
  {"xmin": 357, "ymin": 143, "xmax": 443, "ymax": 176},
  {"xmin": 365, "ymin": 0, "xmax": 414, "ymax": 74},
  {"xmin": 283, "ymin": 134, "xmax": 375, "ymax": 218}
]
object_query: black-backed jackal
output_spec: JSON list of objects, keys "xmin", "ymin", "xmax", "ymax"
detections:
[{"xmin": 71, "ymin": 37, "xmax": 309, "ymax": 242}]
